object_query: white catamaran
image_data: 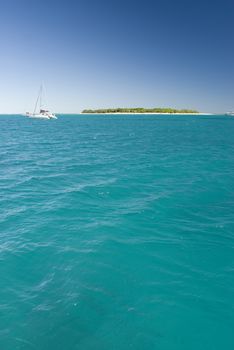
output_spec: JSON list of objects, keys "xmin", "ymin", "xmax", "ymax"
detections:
[{"xmin": 25, "ymin": 85, "xmax": 57, "ymax": 119}]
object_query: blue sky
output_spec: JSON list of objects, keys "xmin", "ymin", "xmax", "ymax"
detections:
[{"xmin": 0, "ymin": 0, "xmax": 233, "ymax": 113}]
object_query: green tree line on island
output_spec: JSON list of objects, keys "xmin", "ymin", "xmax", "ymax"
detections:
[{"xmin": 82, "ymin": 108, "xmax": 199, "ymax": 114}]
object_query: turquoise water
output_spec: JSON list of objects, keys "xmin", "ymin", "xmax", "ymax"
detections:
[{"xmin": 0, "ymin": 114, "xmax": 234, "ymax": 350}]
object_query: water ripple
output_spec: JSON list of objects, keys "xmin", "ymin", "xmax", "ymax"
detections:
[{"xmin": 0, "ymin": 115, "xmax": 234, "ymax": 349}]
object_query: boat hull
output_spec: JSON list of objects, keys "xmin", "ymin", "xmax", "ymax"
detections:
[
  {"xmin": 48, "ymin": 115, "xmax": 57, "ymax": 119},
  {"xmin": 24, "ymin": 113, "xmax": 57, "ymax": 119},
  {"xmin": 25, "ymin": 114, "xmax": 49, "ymax": 119}
]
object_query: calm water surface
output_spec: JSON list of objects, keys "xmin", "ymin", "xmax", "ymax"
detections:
[{"xmin": 0, "ymin": 114, "xmax": 234, "ymax": 349}]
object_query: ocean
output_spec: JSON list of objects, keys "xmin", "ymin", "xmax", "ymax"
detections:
[{"xmin": 0, "ymin": 114, "xmax": 234, "ymax": 350}]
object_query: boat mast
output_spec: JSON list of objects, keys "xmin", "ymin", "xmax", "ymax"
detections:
[
  {"xmin": 33, "ymin": 85, "xmax": 42, "ymax": 114},
  {"xmin": 39, "ymin": 85, "xmax": 43, "ymax": 110}
]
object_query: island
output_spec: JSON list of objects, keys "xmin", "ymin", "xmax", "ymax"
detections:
[{"xmin": 82, "ymin": 108, "xmax": 199, "ymax": 114}]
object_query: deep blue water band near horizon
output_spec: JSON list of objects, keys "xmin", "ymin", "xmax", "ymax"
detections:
[{"xmin": 0, "ymin": 114, "xmax": 234, "ymax": 350}]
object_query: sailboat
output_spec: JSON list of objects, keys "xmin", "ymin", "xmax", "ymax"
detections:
[{"xmin": 25, "ymin": 85, "xmax": 57, "ymax": 119}]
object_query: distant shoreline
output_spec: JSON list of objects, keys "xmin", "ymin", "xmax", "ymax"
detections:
[
  {"xmin": 0, "ymin": 112, "xmax": 216, "ymax": 116},
  {"xmin": 82, "ymin": 112, "xmax": 213, "ymax": 115},
  {"xmin": 82, "ymin": 107, "xmax": 200, "ymax": 114}
]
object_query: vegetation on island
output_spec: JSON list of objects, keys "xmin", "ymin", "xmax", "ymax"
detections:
[{"xmin": 82, "ymin": 108, "xmax": 199, "ymax": 114}]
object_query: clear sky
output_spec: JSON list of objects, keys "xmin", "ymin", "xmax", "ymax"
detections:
[{"xmin": 0, "ymin": 0, "xmax": 233, "ymax": 113}]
